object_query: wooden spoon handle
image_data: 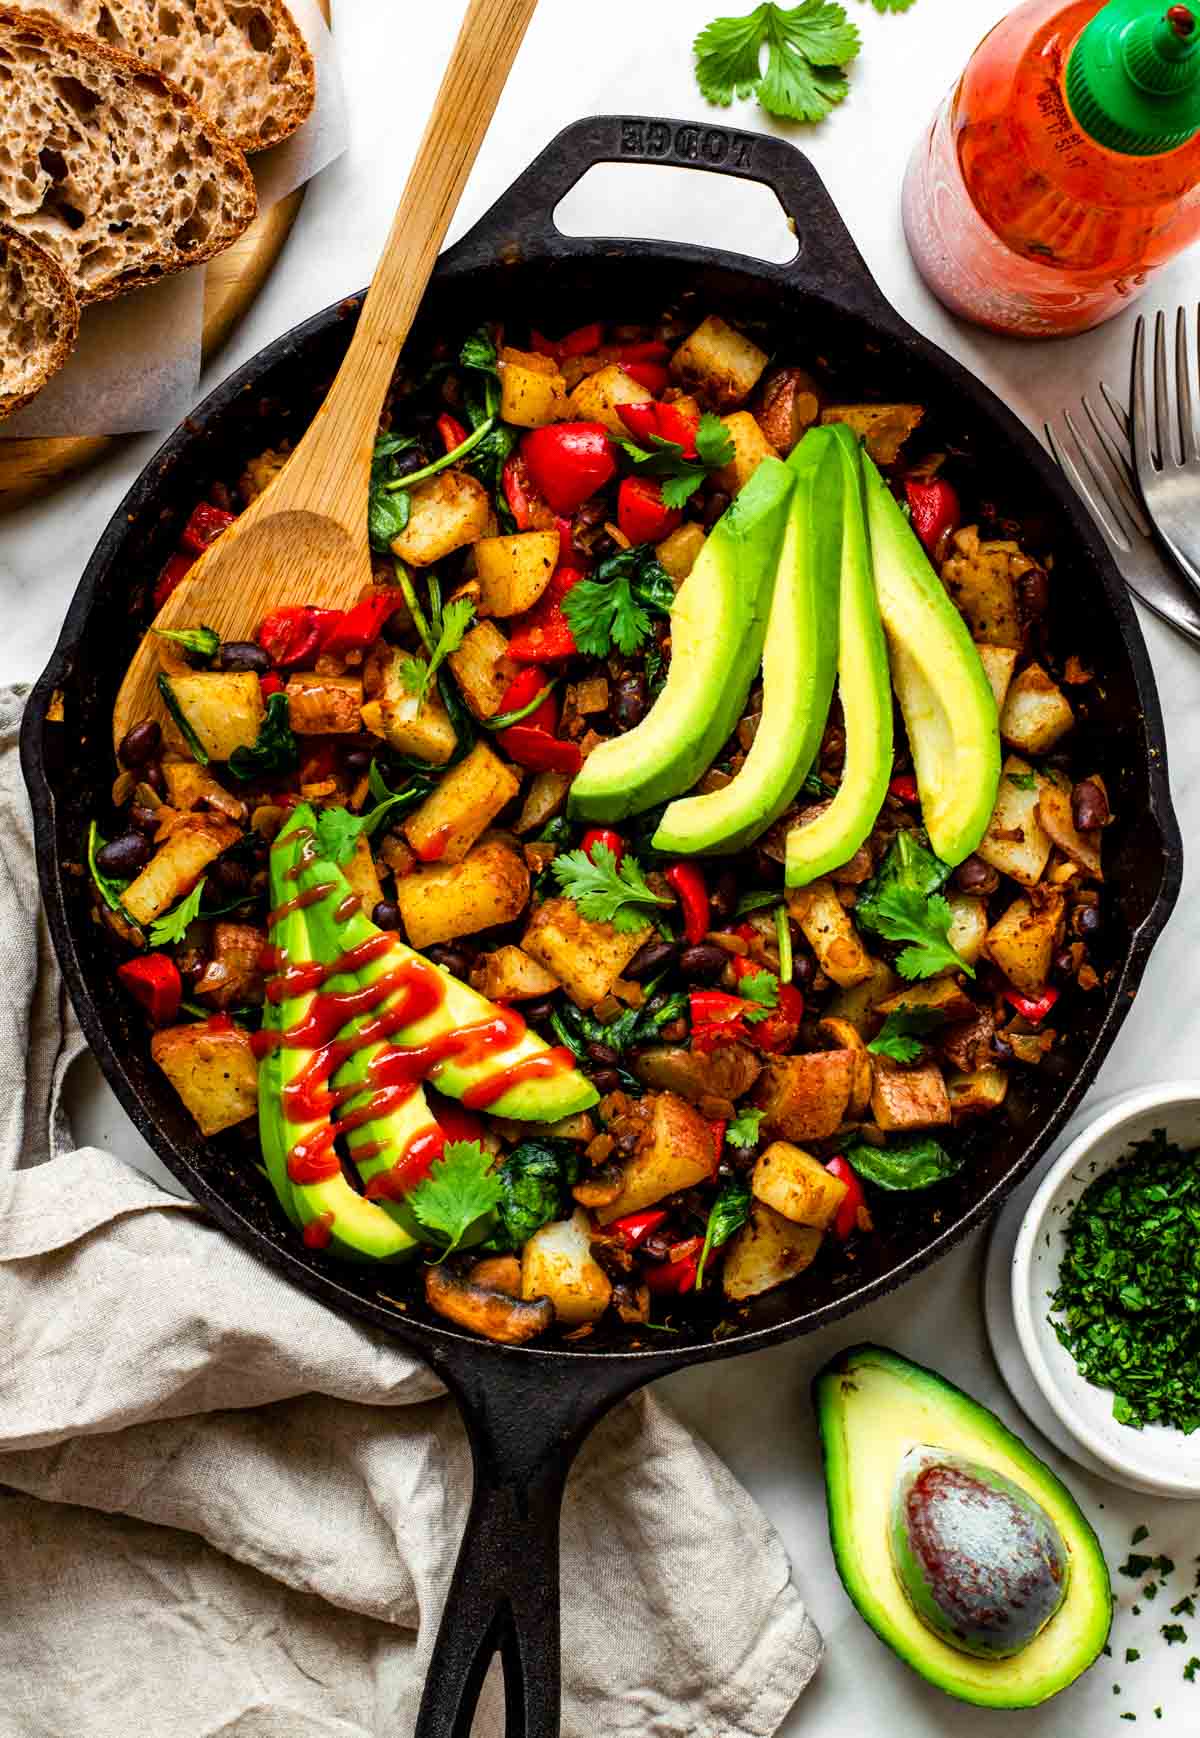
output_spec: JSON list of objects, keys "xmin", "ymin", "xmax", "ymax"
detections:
[{"xmin": 272, "ymin": 0, "xmax": 539, "ymax": 522}]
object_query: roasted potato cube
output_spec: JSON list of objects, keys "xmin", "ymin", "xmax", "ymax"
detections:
[
  {"xmin": 755, "ymin": 365, "xmax": 821, "ymax": 455},
  {"xmin": 984, "ymin": 892, "xmax": 1065, "ymax": 996},
  {"xmin": 521, "ymin": 1210, "xmax": 612, "ymax": 1326},
  {"xmin": 390, "ymin": 470, "xmax": 490, "ymax": 567},
  {"xmin": 151, "ymin": 1022, "xmax": 258, "ymax": 1135},
  {"xmin": 787, "ymin": 879, "xmax": 875, "ymax": 988},
  {"xmin": 360, "ymin": 647, "xmax": 457, "ymax": 765},
  {"xmin": 723, "ymin": 1200, "xmax": 823, "ymax": 1301},
  {"xmin": 498, "ymin": 347, "xmax": 569, "ymax": 428},
  {"xmin": 753, "ymin": 1051, "xmax": 856, "ymax": 1142},
  {"xmin": 826, "ymin": 959, "xmax": 902, "ymax": 1034},
  {"xmin": 193, "ymin": 922, "xmax": 267, "ymax": 1009},
  {"xmin": 877, "ymin": 980, "xmax": 976, "ymax": 1022},
  {"xmin": 820, "ymin": 403, "xmax": 924, "ymax": 466},
  {"xmin": 656, "ymin": 522, "xmax": 707, "ymax": 585},
  {"xmin": 342, "ymin": 834, "xmax": 385, "ymax": 915},
  {"xmin": 1037, "ymin": 777, "xmax": 1103, "ymax": 878},
  {"xmin": 940, "ymin": 526, "xmax": 1026, "ymax": 647},
  {"xmin": 870, "ymin": 1059, "xmax": 952, "ymax": 1132},
  {"xmin": 162, "ymin": 762, "xmax": 246, "ymax": 823},
  {"xmin": 977, "ymin": 644, "xmax": 1019, "ymax": 711},
  {"xmin": 945, "ymin": 893, "xmax": 989, "ymax": 968},
  {"xmin": 472, "ymin": 944, "xmax": 561, "ymax": 1001},
  {"xmin": 752, "ymin": 1140, "xmax": 849, "ymax": 1230},
  {"xmin": 240, "ymin": 446, "xmax": 288, "ymax": 502},
  {"xmin": 514, "ymin": 769, "xmax": 571, "ymax": 835},
  {"xmin": 572, "ymin": 676, "xmax": 610, "ymax": 715},
  {"xmin": 567, "ymin": 363, "xmax": 653, "ymax": 435},
  {"xmin": 712, "ymin": 411, "xmax": 779, "ymax": 496},
  {"xmin": 522, "ymin": 896, "xmax": 647, "ymax": 1009},
  {"xmin": 948, "ymin": 1067, "xmax": 1009, "ymax": 1120},
  {"xmin": 1000, "ymin": 662, "xmax": 1074, "ymax": 754},
  {"xmin": 474, "ymin": 531, "xmax": 560, "ymax": 617},
  {"xmin": 162, "ymin": 672, "xmax": 263, "ymax": 763},
  {"xmin": 447, "ymin": 621, "xmax": 514, "ymax": 721},
  {"xmin": 976, "ymin": 755, "xmax": 1053, "ymax": 888},
  {"xmin": 285, "ymin": 674, "xmax": 363, "ymax": 736},
  {"xmin": 402, "ymin": 741, "xmax": 520, "ymax": 866},
  {"xmin": 122, "ymin": 817, "xmax": 241, "ymax": 926},
  {"xmin": 670, "ymin": 315, "xmax": 768, "ymax": 408},
  {"xmin": 596, "ymin": 1093, "xmax": 717, "ymax": 1223},
  {"xmin": 394, "ymin": 837, "xmax": 530, "ymax": 948}
]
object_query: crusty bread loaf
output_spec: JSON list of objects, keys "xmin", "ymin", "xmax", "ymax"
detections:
[
  {"xmin": 16, "ymin": 0, "xmax": 315, "ymax": 153},
  {"xmin": 0, "ymin": 223, "xmax": 79, "ymax": 421},
  {"xmin": 0, "ymin": 7, "xmax": 257, "ymax": 305}
]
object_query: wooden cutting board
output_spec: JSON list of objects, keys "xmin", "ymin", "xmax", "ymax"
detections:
[{"xmin": 0, "ymin": 0, "xmax": 331, "ymax": 516}]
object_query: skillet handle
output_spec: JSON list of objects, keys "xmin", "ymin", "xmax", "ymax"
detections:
[
  {"xmin": 445, "ymin": 112, "xmax": 892, "ymax": 314},
  {"xmin": 413, "ymin": 1350, "xmax": 650, "ymax": 1738}
]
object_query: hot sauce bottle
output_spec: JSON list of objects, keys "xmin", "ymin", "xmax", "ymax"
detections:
[{"xmin": 903, "ymin": 0, "xmax": 1200, "ymax": 336}]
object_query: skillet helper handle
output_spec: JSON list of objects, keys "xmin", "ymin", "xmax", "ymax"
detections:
[{"xmin": 447, "ymin": 112, "xmax": 891, "ymax": 314}]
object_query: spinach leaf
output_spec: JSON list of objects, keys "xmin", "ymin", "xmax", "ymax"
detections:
[
  {"xmin": 368, "ymin": 432, "xmax": 418, "ymax": 554},
  {"xmin": 368, "ymin": 757, "xmax": 438, "ymax": 814},
  {"xmin": 696, "ymin": 1178, "xmax": 752, "ymax": 1288},
  {"xmin": 844, "ymin": 1136, "xmax": 964, "ymax": 1192},
  {"xmin": 479, "ymin": 1139, "xmax": 582, "ymax": 1254},
  {"xmin": 438, "ymin": 667, "xmax": 477, "ymax": 767},
  {"xmin": 855, "ymin": 829, "xmax": 951, "ymax": 937},
  {"xmin": 227, "ymin": 691, "xmax": 299, "ymax": 782}
]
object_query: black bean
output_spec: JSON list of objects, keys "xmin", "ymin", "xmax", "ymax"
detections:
[
  {"xmin": 1016, "ymin": 567, "xmax": 1050, "ymax": 619},
  {"xmin": 129, "ymin": 804, "xmax": 160, "ymax": 835},
  {"xmin": 383, "ymin": 611, "xmax": 411, "ymax": 645},
  {"xmin": 612, "ymin": 672, "xmax": 649, "ymax": 731},
  {"xmin": 791, "ymin": 952, "xmax": 815, "ymax": 987},
  {"xmin": 624, "ymin": 937, "xmax": 679, "ymax": 980},
  {"xmin": 990, "ymin": 1034, "xmax": 1015, "ymax": 1062},
  {"xmin": 955, "ymin": 854, "xmax": 999, "ymax": 895},
  {"xmin": 586, "ymin": 1040, "xmax": 620, "ymax": 1068},
  {"xmin": 590, "ymin": 1067, "xmax": 621, "ymax": 1094},
  {"xmin": 522, "ymin": 998, "xmax": 557, "ymax": 1025},
  {"xmin": 143, "ymin": 762, "xmax": 166, "ymax": 798},
  {"xmin": 426, "ymin": 944, "xmax": 472, "ymax": 978},
  {"xmin": 342, "ymin": 746, "xmax": 372, "ymax": 773},
  {"xmin": 1072, "ymin": 778, "xmax": 1109, "ymax": 832},
  {"xmin": 118, "ymin": 719, "xmax": 162, "ymax": 768},
  {"xmin": 96, "ymin": 832, "xmax": 152, "ymax": 876},
  {"xmin": 372, "ymin": 901, "xmax": 401, "ymax": 931},
  {"xmin": 1053, "ymin": 948, "xmax": 1075, "ymax": 978},
  {"xmin": 678, "ymin": 943, "xmax": 728, "ymax": 982},
  {"xmin": 1074, "ymin": 904, "xmax": 1101, "ymax": 936},
  {"xmin": 590, "ymin": 532, "xmax": 620, "ymax": 562},
  {"xmin": 210, "ymin": 857, "xmax": 250, "ymax": 896},
  {"xmin": 709, "ymin": 869, "xmax": 738, "ymax": 921},
  {"xmin": 702, "ymin": 490, "xmax": 731, "ymax": 528},
  {"xmin": 218, "ymin": 640, "xmax": 271, "ymax": 675},
  {"xmin": 390, "ymin": 446, "xmax": 429, "ymax": 480},
  {"xmin": 615, "ymin": 1131, "xmax": 640, "ymax": 1156}
]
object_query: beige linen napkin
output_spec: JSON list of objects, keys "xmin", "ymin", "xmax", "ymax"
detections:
[{"xmin": 0, "ymin": 687, "xmax": 822, "ymax": 1737}]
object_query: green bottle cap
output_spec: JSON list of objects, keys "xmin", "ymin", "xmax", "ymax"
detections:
[{"xmin": 1066, "ymin": 0, "xmax": 1200, "ymax": 154}]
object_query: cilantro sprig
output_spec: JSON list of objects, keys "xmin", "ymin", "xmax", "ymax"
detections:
[
  {"xmin": 407, "ymin": 1140, "xmax": 502, "ymax": 1257},
  {"xmin": 737, "ymin": 968, "xmax": 780, "ymax": 1023},
  {"xmin": 868, "ymin": 1006, "xmax": 946, "ymax": 1063},
  {"xmin": 153, "ymin": 624, "xmax": 220, "ymax": 663},
  {"xmin": 727, "ymin": 1107, "xmax": 765, "ymax": 1149},
  {"xmin": 619, "ymin": 411, "xmax": 735, "ymax": 509},
  {"xmin": 551, "ymin": 843, "xmax": 672, "ymax": 933},
  {"xmin": 562, "ymin": 545, "xmax": 674, "ymax": 659},
  {"xmin": 694, "ymin": 1, "xmax": 862, "ymax": 125},
  {"xmin": 868, "ymin": 885, "xmax": 973, "ymax": 981},
  {"xmin": 399, "ymin": 594, "xmax": 476, "ymax": 704},
  {"xmin": 147, "ymin": 877, "xmax": 208, "ymax": 947},
  {"xmin": 696, "ymin": 1177, "xmax": 752, "ymax": 1289}
]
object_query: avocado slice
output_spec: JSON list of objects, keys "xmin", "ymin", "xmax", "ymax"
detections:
[
  {"xmin": 653, "ymin": 428, "xmax": 843, "ymax": 856},
  {"xmin": 863, "ymin": 458, "xmax": 1000, "ymax": 865},
  {"xmin": 814, "ymin": 1345, "xmax": 1112, "ymax": 1708},
  {"xmin": 568, "ymin": 457, "xmax": 795, "ymax": 824},
  {"xmin": 786, "ymin": 426, "xmax": 893, "ymax": 886}
]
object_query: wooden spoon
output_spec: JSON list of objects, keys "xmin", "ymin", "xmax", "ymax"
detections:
[{"xmin": 113, "ymin": 0, "xmax": 539, "ymax": 751}]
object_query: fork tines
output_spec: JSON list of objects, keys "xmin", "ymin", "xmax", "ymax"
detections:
[{"xmin": 1045, "ymin": 386, "xmax": 1150, "ymax": 557}]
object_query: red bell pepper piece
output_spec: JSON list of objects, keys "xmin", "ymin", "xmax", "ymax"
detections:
[
  {"xmin": 617, "ymin": 341, "xmax": 671, "ymax": 365},
  {"xmin": 610, "ymin": 1208, "xmax": 669, "ymax": 1249},
  {"xmin": 506, "ymin": 565, "xmax": 585, "ymax": 663},
  {"xmin": 256, "ymin": 605, "xmax": 343, "ymax": 669},
  {"xmin": 729, "ymin": 956, "xmax": 804, "ymax": 1055},
  {"xmin": 259, "ymin": 672, "xmax": 284, "ymax": 700},
  {"xmin": 521, "ymin": 424, "xmax": 616, "ymax": 515},
  {"xmin": 153, "ymin": 550, "xmax": 196, "ymax": 611},
  {"xmin": 180, "ymin": 502, "xmax": 235, "ymax": 556},
  {"xmin": 503, "ymin": 452, "xmax": 539, "ymax": 530},
  {"xmin": 431, "ymin": 1100, "xmax": 486, "ymax": 1144},
  {"xmin": 904, "ymin": 478, "xmax": 961, "ymax": 560},
  {"xmin": 320, "ymin": 590, "xmax": 402, "ymax": 659},
  {"xmin": 888, "ymin": 773, "xmax": 919, "ymax": 805},
  {"xmin": 581, "ymin": 828, "xmax": 624, "ymax": 868},
  {"xmin": 622, "ymin": 361, "xmax": 670, "ymax": 396},
  {"xmin": 644, "ymin": 1237, "xmax": 703, "ymax": 1295},
  {"xmin": 499, "ymin": 727, "xmax": 583, "ymax": 775},
  {"xmin": 1003, "ymin": 986, "xmax": 1060, "ymax": 1024},
  {"xmin": 618, "ymin": 398, "xmax": 699, "ymax": 459},
  {"xmin": 690, "ymin": 989, "xmax": 754, "ymax": 1050},
  {"xmin": 665, "ymin": 862, "xmax": 710, "ymax": 946},
  {"xmin": 437, "ymin": 412, "xmax": 470, "ymax": 454},
  {"xmin": 561, "ymin": 321, "xmax": 604, "ymax": 357},
  {"xmin": 117, "ymin": 954, "xmax": 182, "ymax": 1025},
  {"xmin": 826, "ymin": 1155, "xmax": 869, "ymax": 1242},
  {"xmin": 496, "ymin": 667, "xmax": 559, "ymax": 735},
  {"xmin": 617, "ymin": 476, "xmax": 683, "ymax": 546}
]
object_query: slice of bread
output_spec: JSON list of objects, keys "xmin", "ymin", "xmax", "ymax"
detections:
[
  {"xmin": 16, "ymin": 0, "xmax": 315, "ymax": 153},
  {"xmin": 0, "ymin": 223, "xmax": 79, "ymax": 421},
  {"xmin": 0, "ymin": 6, "xmax": 257, "ymax": 305}
]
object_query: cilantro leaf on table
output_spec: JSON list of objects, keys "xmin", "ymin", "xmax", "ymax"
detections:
[
  {"xmin": 619, "ymin": 411, "xmax": 735, "ymax": 509},
  {"xmin": 148, "ymin": 877, "xmax": 208, "ymax": 947},
  {"xmin": 727, "ymin": 1107, "xmax": 765, "ymax": 1149},
  {"xmin": 737, "ymin": 968, "xmax": 780, "ymax": 1022},
  {"xmin": 399, "ymin": 595, "xmax": 476, "ymax": 704},
  {"xmin": 694, "ymin": 2, "xmax": 861, "ymax": 125},
  {"xmin": 551, "ymin": 843, "xmax": 672, "ymax": 933},
  {"xmin": 868, "ymin": 1006, "xmax": 946, "ymax": 1063},
  {"xmin": 407, "ymin": 1140, "xmax": 502, "ymax": 1256},
  {"xmin": 869, "ymin": 885, "xmax": 973, "ymax": 980},
  {"xmin": 696, "ymin": 1177, "xmax": 753, "ymax": 1288},
  {"xmin": 563, "ymin": 545, "xmax": 674, "ymax": 657},
  {"xmin": 227, "ymin": 691, "xmax": 299, "ymax": 783}
]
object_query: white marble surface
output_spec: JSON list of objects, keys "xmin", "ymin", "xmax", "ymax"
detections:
[{"xmin": 5, "ymin": 1, "xmax": 1200, "ymax": 1731}]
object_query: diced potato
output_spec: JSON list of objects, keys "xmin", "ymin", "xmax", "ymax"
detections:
[
  {"xmin": 342, "ymin": 834, "xmax": 384, "ymax": 914},
  {"xmin": 474, "ymin": 531, "xmax": 560, "ymax": 618},
  {"xmin": 656, "ymin": 522, "xmax": 707, "ymax": 585},
  {"xmin": 514, "ymin": 769, "xmax": 571, "ymax": 835},
  {"xmin": 946, "ymin": 893, "xmax": 989, "ymax": 968},
  {"xmin": 871, "ymin": 1059, "xmax": 952, "ymax": 1132},
  {"xmin": 447, "ymin": 621, "xmax": 514, "ymax": 721},
  {"xmin": 755, "ymin": 365, "xmax": 821, "ymax": 455},
  {"xmin": 948, "ymin": 1067, "xmax": 1009, "ymax": 1120},
  {"xmin": 498, "ymin": 347, "xmax": 569, "ymax": 428},
  {"xmin": 473, "ymin": 944, "xmax": 561, "ymax": 1001},
  {"xmin": 713, "ymin": 411, "xmax": 779, "ymax": 496},
  {"xmin": 285, "ymin": 674, "xmax": 363, "ymax": 736},
  {"xmin": 193, "ymin": 922, "xmax": 267, "ymax": 1009},
  {"xmin": 567, "ymin": 363, "xmax": 652, "ymax": 436},
  {"xmin": 787, "ymin": 879, "xmax": 875, "ymax": 988},
  {"xmin": 1037, "ymin": 777, "xmax": 1103, "ymax": 878},
  {"xmin": 402, "ymin": 741, "xmax": 520, "ymax": 866},
  {"xmin": 240, "ymin": 446, "xmax": 288, "ymax": 502},
  {"xmin": 521, "ymin": 1210, "xmax": 612, "ymax": 1326},
  {"xmin": 162, "ymin": 672, "xmax": 263, "ymax": 763},
  {"xmin": 752, "ymin": 1141, "xmax": 848, "ymax": 1230},
  {"xmin": 723, "ymin": 1200, "xmax": 823, "ymax": 1301},
  {"xmin": 162, "ymin": 762, "xmax": 246, "ymax": 823},
  {"xmin": 151, "ymin": 1022, "xmax": 258, "ymax": 1136},
  {"xmin": 360, "ymin": 647, "xmax": 457, "ymax": 765},
  {"xmin": 940, "ymin": 526, "xmax": 1026, "ymax": 647},
  {"xmin": 596, "ymin": 1093, "xmax": 716, "ymax": 1224},
  {"xmin": 394, "ymin": 837, "xmax": 530, "ymax": 948},
  {"xmin": 122, "ymin": 817, "xmax": 241, "ymax": 925},
  {"xmin": 826, "ymin": 959, "xmax": 902, "ymax": 1034},
  {"xmin": 877, "ymin": 980, "xmax": 976, "ymax": 1022},
  {"xmin": 572, "ymin": 676, "xmax": 609, "ymax": 715},
  {"xmin": 522, "ymin": 896, "xmax": 647, "ymax": 1009},
  {"xmin": 390, "ymin": 470, "xmax": 490, "ymax": 567},
  {"xmin": 753, "ymin": 1051, "xmax": 856, "ymax": 1142},
  {"xmin": 820, "ymin": 403, "xmax": 924, "ymax": 466},
  {"xmin": 1000, "ymin": 663, "xmax": 1074, "ymax": 754},
  {"xmin": 670, "ymin": 315, "xmax": 769, "ymax": 409},
  {"xmin": 977, "ymin": 644, "xmax": 1019, "ymax": 711},
  {"xmin": 976, "ymin": 755, "xmax": 1053, "ymax": 888},
  {"xmin": 984, "ymin": 892, "xmax": 1065, "ymax": 996}
]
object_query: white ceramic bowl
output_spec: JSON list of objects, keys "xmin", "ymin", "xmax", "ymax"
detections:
[{"xmin": 1011, "ymin": 1082, "xmax": 1200, "ymax": 1501}]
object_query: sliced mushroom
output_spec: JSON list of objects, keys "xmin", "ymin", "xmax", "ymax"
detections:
[{"xmin": 425, "ymin": 1264, "xmax": 553, "ymax": 1344}]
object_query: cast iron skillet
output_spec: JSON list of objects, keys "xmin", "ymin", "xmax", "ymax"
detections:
[{"xmin": 22, "ymin": 117, "xmax": 1181, "ymax": 1737}]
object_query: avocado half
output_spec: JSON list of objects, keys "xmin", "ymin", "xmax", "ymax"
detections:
[{"xmin": 814, "ymin": 1345, "xmax": 1112, "ymax": 1708}]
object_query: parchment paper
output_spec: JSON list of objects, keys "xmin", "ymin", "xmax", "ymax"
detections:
[{"xmin": 1, "ymin": 0, "xmax": 348, "ymax": 440}]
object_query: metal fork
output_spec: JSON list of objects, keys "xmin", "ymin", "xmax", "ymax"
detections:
[
  {"xmin": 1132, "ymin": 306, "xmax": 1200, "ymax": 608},
  {"xmin": 1047, "ymin": 379, "xmax": 1200, "ymax": 647}
]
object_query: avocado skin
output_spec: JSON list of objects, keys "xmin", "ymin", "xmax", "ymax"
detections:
[
  {"xmin": 567, "ymin": 457, "xmax": 795, "ymax": 824},
  {"xmin": 814, "ymin": 1344, "xmax": 1112, "ymax": 1708}
]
